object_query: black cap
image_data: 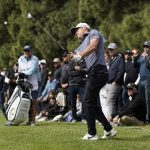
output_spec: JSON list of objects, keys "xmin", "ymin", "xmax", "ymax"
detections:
[
  {"xmin": 23, "ymin": 45, "xmax": 32, "ymax": 51},
  {"xmin": 127, "ymin": 83, "xmax": 137, "ymax": 89},
  {"xmin": 125, "ymin": 50, "xmax": 133, "ymax": 55},
  {"xmin": 143, "ymin": 41, "xmax": 150, "ymax": 47}
]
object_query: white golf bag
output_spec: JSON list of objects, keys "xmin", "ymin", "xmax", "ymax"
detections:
[{"xmin": 5, "ymin": 75, "xmax": 32, "ymax": 125}]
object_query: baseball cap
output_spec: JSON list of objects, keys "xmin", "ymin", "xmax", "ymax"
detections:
[
  {"xmin": 143, "ymin": 41, "xmax": 150, "ymax": 47},
  {"xmin": 53, "ymin": 58, "xmax": 61, "ymax": 63},
  {"xmin": 125, "ymin": 50, "xmax": 133, "ymax": 55},
  {"xmin": 108, "ymin": 43, "xmax": 117, "ymax": 50},
  {"xmin": 127, "ymin": 83, "xmax": 137, "ymax": 89},
  {"xmin": 71, "ymin": 23, "xmax": 90, "ymax": 35},
  {"xmin": 40, "ymin": 59, "xmax": 46, "ymax": 64},
  {"xmin": 23, "ymin": 45, "xmax": 32, "ymax": 51},
  {"xmin": 48, "ymin": 71, "xmax": 53, "ymax": 76}
]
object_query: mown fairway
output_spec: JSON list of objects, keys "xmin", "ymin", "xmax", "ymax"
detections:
[{"xmin": 0, "ymin": 112, "xmax": 150, "ymax": 150}]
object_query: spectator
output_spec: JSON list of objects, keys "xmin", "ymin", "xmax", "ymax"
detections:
[
  {"xmin": 68, "ymin": 59, "xmax": 86, "ymax": 122},
  {"xmin": 110, "ymin": 83, "xmax": 146, "ymax": 126},
  {"xmin": 7, "ymin": 63, "xmax": 18, "ymax": 99},
  {"xmin": 37, "ymin": 59, "xmax": 48, "ymax": 113},
  {"xmin": 18, "ymin": 45, "xmax": 40, "ymax": 126},
  {"xmin": 123, "ymin": 50, "xmax": 139, "ymax": 104},
  {"xmin": 52, "ymin": 58, "xmax": 62, "ymax": 90},
  {"xmin": 0, "ymin": 72, "xmax": 5, "ymax": 112},
  {"xmin": 106, "ymin": 43, "xmax": 125, "ymax": 119},
  {"xmin": 133, "ymin": 41, "xmax": 150, "ymax": 123},
  {"xmin": 38, "ymin": 59, "xmax": 48, "ymax": 96},
  {"xmin": 60, "ymin": 52, "xmax": 71, "ymax": 107},
  {"xmin": 38, "ymin": 71, "xmax": 58, "ymax": 101}
]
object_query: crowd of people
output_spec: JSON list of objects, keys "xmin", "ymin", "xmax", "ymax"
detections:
[{"xmin": 0, "ymin": 22, "xmax": 150, "ymax": 140}]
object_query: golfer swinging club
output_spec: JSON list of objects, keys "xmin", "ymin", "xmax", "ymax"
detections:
[{"xmin": 71, "ymin": 23, "xmax": 117, "ymax": 140}]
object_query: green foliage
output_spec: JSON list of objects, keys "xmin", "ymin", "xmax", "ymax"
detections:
[{"xmin": 0, "ymin": 0, "xmax": 150, "ymax": 68}]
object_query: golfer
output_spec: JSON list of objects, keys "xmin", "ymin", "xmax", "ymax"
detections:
[{"xmin": 71, "ymin": 23, "xmax": 117, "ymax": 140}]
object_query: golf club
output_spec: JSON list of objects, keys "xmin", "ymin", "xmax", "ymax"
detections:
[{"xmin": 27, "ymin": 13, "xmax": 65, "ymax": 50}]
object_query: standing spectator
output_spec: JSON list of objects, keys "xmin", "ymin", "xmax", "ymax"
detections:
[
  {"xmin": 18, "ymin": 45, "xmax": 40, "ymax": 126},
  {"xmin": 106, "ymin": 43, "xmax": 125, "ymax": 119},
  {"xmin": 133, "ymin": 41, "xmax": 150, "ymax": 123},
  {"xmin": 52, "ymin": 58, "xmax": 62, "ymax": 89},
  {"xmin": 7, "ymin": 63, "xmax": 18, "ymax": 99},
  {"xmin": 99, "ymin": 50, "xmax": 111, "ymax": 119},
  {"xmin": 37, "ymin": 59, "xmax": 48, "ymax": 113},
  {"xmin": 68, "ymin": 59, "xmax": 86, "ymax": 122},
  {"xmin": 0, "ymin": 72, "xmax": 5, "ymax": 112},
  {"xmin": 60, "ymin": 52, "xmax": 71, "ymax": 107},
  {"xmin": 123, "ymin": 50, "xmax": 139, "ymax": 104},
  {"xmin": 71, "ymin": 22, "xmax": 117, "ymax": 140},
  {"xmin": 38, "ymin": 59, "xmax": 48, "ymax": 96}
]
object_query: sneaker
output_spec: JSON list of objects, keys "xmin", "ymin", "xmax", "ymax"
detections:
[
  {"xmin": 37, "ymin": 117, "xmax": 47, "ymax": 122},
  {"xmin": 71, "ymin": 119, "xmax": 77, "ymax": 123},
  {"xmin": 81, "ymin": 119, "xmax": 87, "ymax": 124},
  {"xmin": 101, "ymin": 128, "xmax": 117, "ymax": 139},
  {"xmin": 81, "ymin": 133, "xmax": 99, "ymax": 140},
  {"xmin": 35, "ymin": 113, "xmax": 42, "ymax": 120},
  {"xmin": 30, "ymin": 123, "xmax": 36, "ymax": 127}
]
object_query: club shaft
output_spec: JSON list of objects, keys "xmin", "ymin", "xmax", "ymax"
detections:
[{"xmin": 31, "ymin": 16, "xmax": 65, "ymax": 50}]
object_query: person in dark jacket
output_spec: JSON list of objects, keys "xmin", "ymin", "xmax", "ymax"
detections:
[
  {"xmin": 7, "ymin": 63, "xmax": 18, "ymax": 99},
  {"xmin": 68, "ymin": 59, "xmax": 86, "ymax": 122},
  {"xmin": 105, "ymin": 43, "xmax": 125, "ymax": 119},
  {"xmin": 110, "ymin": 83, "xmax": 146, "ymax": 126},
  {"xmin": 134, "ymin": 41, "xmax": 150, "ymax": 123},
  {"xmin": 123, "ymin": 50, "xmax": 139, "ymax": 104},
  {"xmin": 52, "ymin": 58, "xmax": 62, "ymax": 90},
  {"xmin": 37, "ymin": 59, "xmax": 48, "ymax": 113},
  {"xmin": 60, "ymin": 52, "xmax": 71, "ymax": 107},
  {"xmin": 0, "ymin": 73, "xmax": 5, "ymax": 111}
]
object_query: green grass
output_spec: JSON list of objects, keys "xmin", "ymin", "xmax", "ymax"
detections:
[{"xmin": 1, "ymin": 112, "xmax": 150, "ymax": 150}]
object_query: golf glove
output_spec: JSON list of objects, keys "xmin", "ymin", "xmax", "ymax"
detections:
[{"xmin": 73, "ymin": 54, "xmax": 82, "ymax": 63}]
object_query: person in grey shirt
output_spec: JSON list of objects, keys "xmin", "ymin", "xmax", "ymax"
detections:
[{"xmin": 71, "ymin": 23, "xmax": 117, "ymax": 140}]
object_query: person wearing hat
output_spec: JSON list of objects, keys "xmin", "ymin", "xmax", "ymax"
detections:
[
  {"xmin": 110, "ymin": 83, "xmax": 146, "ymax": 126},
  {"xmin": 123, "ymin": 50, "xmax": 139, "ymax": 104},
  {"xmin": 133, "ymin": 41, "xmax": 150, "ymax": 123},
  {"xmin": 70, "ymin": 23, "xmax": 117, "ymax": 140},
  {"xmin": 18, "ymin": 45, "xmax": 40, "ymax": 126},
  {"xmin": 60, "ymin": 52, "xmax": 71, "ymax": 107},
  {"xmin": 52, "ymin": 58, "xmax": 62, "ymax": 90},
  {"xmin": 105, "ymin": 43, "xmax": 125, "ymax": 119},
  {"xmin": 38, "ymin": 59, "xmax": 48, "ymax": 95},
  {"xmin": 37, "ymin": 59, "xmax": 49, "ymax": 113},
  {"xmin": 37, "ymin": 72, "xmax": 58, "ymax": 108}
]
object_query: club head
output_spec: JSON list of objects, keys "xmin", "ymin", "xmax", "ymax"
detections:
[
  {"xmin": 27, "ymin": 13, "xmax": 32, "ymax": 19},
  {"xmin": 4, "ymin": 21, "xmax": 8, "ymax": 25}
]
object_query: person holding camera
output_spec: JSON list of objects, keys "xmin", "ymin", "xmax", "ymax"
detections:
[
  {"xmin": 18, "ymin": 45, "xmax": 40, "ymax": 126},
  {"xmin": 133, "ymin": 41, "xmax": 150, "ymax": 123},
  {"xmin": 123, "ymin": 50, "xmax": 139, "ymax": 104}
]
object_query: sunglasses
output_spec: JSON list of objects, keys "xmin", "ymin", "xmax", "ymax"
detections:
[
  {"xmin": 23, "ymin": 50, "xmax": 31, "ymax": 52},
  {"xmin": 143, "ymin": 45, "xmax": 150, "ymax": 48},
  {"xmin": 108, "ymin": 48, "xmax": 115, "ymax": 51}
]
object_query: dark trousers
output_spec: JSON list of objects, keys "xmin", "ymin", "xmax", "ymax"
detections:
[
  {"xmin": 68, "ymin": 85, "xmax": 85, "ymax": 120},
  {"xmin": 83, "ymin": 65, "xmax": 112, "ymax": 135}
]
